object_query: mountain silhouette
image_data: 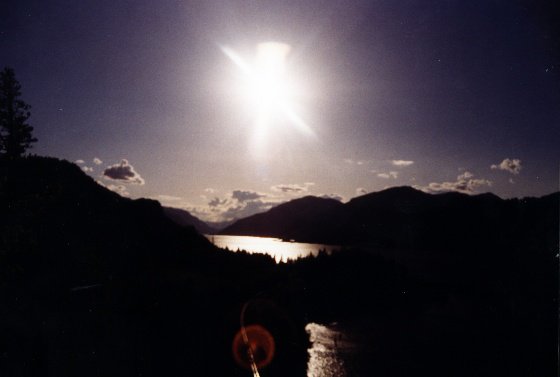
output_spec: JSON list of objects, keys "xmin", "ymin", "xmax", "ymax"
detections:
[
  {"xmin": 220, "ymin": 195, "xmax": 343, "ymax": 241},
  {"xmin": 0, "ymin": 156, "xmax": 309, "ymax": 377},
  {"xmin": 163, "ymin": 206, "xmax": 216, "ymax": 234},
  {"xmin": 222, "ymin": 186, "xmax": 558, "ymax": 252}
]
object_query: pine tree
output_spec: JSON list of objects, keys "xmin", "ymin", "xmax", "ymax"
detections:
[{"xmin": 0, "ymin": 67, "xmax": 37, "ymax": 159}]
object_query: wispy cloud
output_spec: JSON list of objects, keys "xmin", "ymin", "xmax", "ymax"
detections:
[
  {"xmin": 377, "ymin": 171, "xmax": 398, "ymax": 179},
  {"xmin": 103, "ymin": 159, "xmax": 145, "ymax": 185},
  {"xmin": 356, "ymin": 187, "xmax": 367, "ymax": 195},
  {"xmin": 271, "ymin": 182, "xmax": 315, "ymax": 193},
  {"xmin": 344, "ymin": 158, "xmax": 365, "ymax": 165},
  {"xmin": 391, "ymin": 160, "xmax": 414, "ymax": 167},
  {"xmin": 491, "ymin": 158, "xmax": 522, "ymax": 175},
  {"xmin": 96, "ymin": 180, "xmax": 130, "ymax": 197},
  {"xmin": 107, "ymin": 184, "xmax": 129, "ymax": 197},
  {"xmin": 157, "ymin": 195, "xmax": 182, "ymax": 201},
  {"xmin": 75, "ymin": 159, "xmax": 85, "ymax": 164}
]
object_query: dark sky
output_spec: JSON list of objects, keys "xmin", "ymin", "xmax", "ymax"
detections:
[{"xmin": 1, "ymin": 0, "xmax": 559, "ymax": 221}]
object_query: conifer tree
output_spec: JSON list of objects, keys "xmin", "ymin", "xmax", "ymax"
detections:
[{"xmin": 0, "ymin": 67, "xmax": 37, "ymax": 159}]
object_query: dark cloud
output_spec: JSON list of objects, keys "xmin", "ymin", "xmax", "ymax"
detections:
[
  {"xmin": 491, "ymin": 158, "xmax": 522, "ymax": 175},
  {"xmin": 103, "ymin": 159, "xmax": 145, "ymax": 185},
  {"xmin": 231, "ymin": 190, "xmax": 265, "ymax": 202},
  {"xmin": 208, "ymin": 197, "xmax": 228, "ymax": 207}
]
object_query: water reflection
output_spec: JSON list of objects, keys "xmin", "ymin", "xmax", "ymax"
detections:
[
  {"xmin": 206, "ymin": 235, "xmax": 338, "ymax": 262},
  {"xmin": 306, "ymin": 323, "xmax": 355, "ymax": 377}
]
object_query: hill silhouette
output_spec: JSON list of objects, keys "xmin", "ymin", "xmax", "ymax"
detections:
[
  {"xmin": 0, "ymin": 156, "xmax": 309, "ymax": 377},
  {"xmin": 222, "ymin": 186, "xmax": 557, "ymax": 251},
  {"xmin": 163, "ymin": 206, "xmax": 216, "ymax": 234},
  {"xmin": 0, "ymin": 157, "xmax": 557, "ymax": 377},
  {"xmin": 221, "ymin": 195, "xmax": 343, "ymax": 241}
]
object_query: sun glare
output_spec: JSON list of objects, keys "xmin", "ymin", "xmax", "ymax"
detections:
[{"xmin": 221, "ymin": 41, "xmax": 314, "ymax": 150}]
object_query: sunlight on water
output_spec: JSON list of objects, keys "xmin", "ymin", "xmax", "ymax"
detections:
[
  {"xmin": 306, "ymin": 323, "xmax": 354, "ymax": 377},
  {"xmin": 205, "ymin": 235, "xmax": 338, "ymax": 262}
]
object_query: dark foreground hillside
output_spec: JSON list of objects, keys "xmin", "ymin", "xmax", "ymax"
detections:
[
  {"xmin": 0, "ymin": 157, "xmax": 309, "ymax": 377},
  {"xmin": 0, "ymin": 157, "xmax": 558, "ymax": 377}
]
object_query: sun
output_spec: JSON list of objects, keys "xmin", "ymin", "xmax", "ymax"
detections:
[{"xmin": 221, "ymin": 42, "xmax": 313, "ymax": 138}]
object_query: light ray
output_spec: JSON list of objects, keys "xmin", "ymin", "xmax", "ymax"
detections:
[{"xmin": 221, "ymin": 42, "xmax": 314, "ymax": 144}]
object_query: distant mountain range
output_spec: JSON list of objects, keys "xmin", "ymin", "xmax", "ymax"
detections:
[{"xmin": 221, "ymin": 186, "xmax": 559, "ymax": 251}]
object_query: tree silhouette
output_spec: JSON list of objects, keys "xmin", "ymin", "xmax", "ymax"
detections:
[{"xmin": 0, "ymin": 67, "xmax": 37, "ymax": 159}]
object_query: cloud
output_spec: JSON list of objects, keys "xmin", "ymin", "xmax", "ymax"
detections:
[
  {"xmin": 344, "ymin": 158, "xmax": 365, "ymax": 165},
  {"xmin": 271, "ymin": 182, "xmax": 314, "ymax": 193},
  {"xmin": 491, "ymin": 158, "xmax": 522, "ymax": 175},
  {"xmin": 391, "ymin": 160, "xmax": 414, "ymax": 167},
  {"xmin": 377, "ymin": 171, "xmax": 399, "ymax": 179},
  {"xmin": 196, "ymin": 190, "xmax": 280, "ymax": 222},
  {"xmin": 103, "ymin": 159, "xmax": 145, "ymax": 185},
  {"xmin": 458, "ymin": 171, "xmax": 473, "ymax": 180},
  {"xmin": 107, "ymin": 184, "xmax": 129, "ymax": 197},
  {"xmin": 319, "ymin": 193, "xmax": 344, "ymax": 202},
  {"xmin": 97, "ymin": 180, "xmax": 130, "ymax": 197},
  {"xmin": 93, "ymin": 157, "xmax": 103, "ymax": 165},
  {"xmin": 204, "ymin": 188, "xmax": 217, "ymax": 194},
  {"xmin": 356, "ymin": 187, "xmax": 367, "ymax": 195},
  {"xmin": 231, "ymin": 190, "xmax": 266, "ymax": 202},
  {"xmin": 419, "ymin": 171, "xmax": 492, "ymax": 194},
  {"xmin": 157, "ymin": 195, "xmax": 182, "ymax": 201},
  {"xmin": 189, "ymin": 184, "xmax": 323, "ymax": 222},
  {"xmin": 208, "ymin": 197, "xmax": 229, "ymax": 207},
  {"xmin": 75, "ymin": 159, "xmax": 85, "ymax": 164},
  {"xmin": 82, "ymin": 166, "xmax": 94, "ymax": 173}
]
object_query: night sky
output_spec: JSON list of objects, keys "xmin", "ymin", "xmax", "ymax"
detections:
[{"xmin": 1, "ymin": 0, "xmax": 559, "ymax": 222}]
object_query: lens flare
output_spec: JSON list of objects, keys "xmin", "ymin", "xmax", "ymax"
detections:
[{"xmin": 232, "ymin": 324, "xmax": 276, "ymax": 371}]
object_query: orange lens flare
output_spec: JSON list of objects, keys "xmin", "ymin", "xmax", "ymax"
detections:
[{"xmin": 232, "ymin": 324, "xmax": 276, "ymax": 370}]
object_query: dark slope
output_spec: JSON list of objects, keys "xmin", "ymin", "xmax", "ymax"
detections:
[
  {"xmin": 163, "ymin": 206, "xmax": 216, "ymax": 234},
  {"xmin": 221, "ymin": 186, "xmax": 556, "ymax": 252},
  {"xmin": 342, "ymin": 187, "xmax": 507, "ymax": 249},
  {"xmin": 220, "ymin": 196, "xmax": 344, "ymax": 242},
  {"xmin": 0, "ymin": 157, "xmax": 309, "ymax": 377},
  {"xmin": 0, "ymin": 156, "xmax": 214, "ymax": 286}
]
